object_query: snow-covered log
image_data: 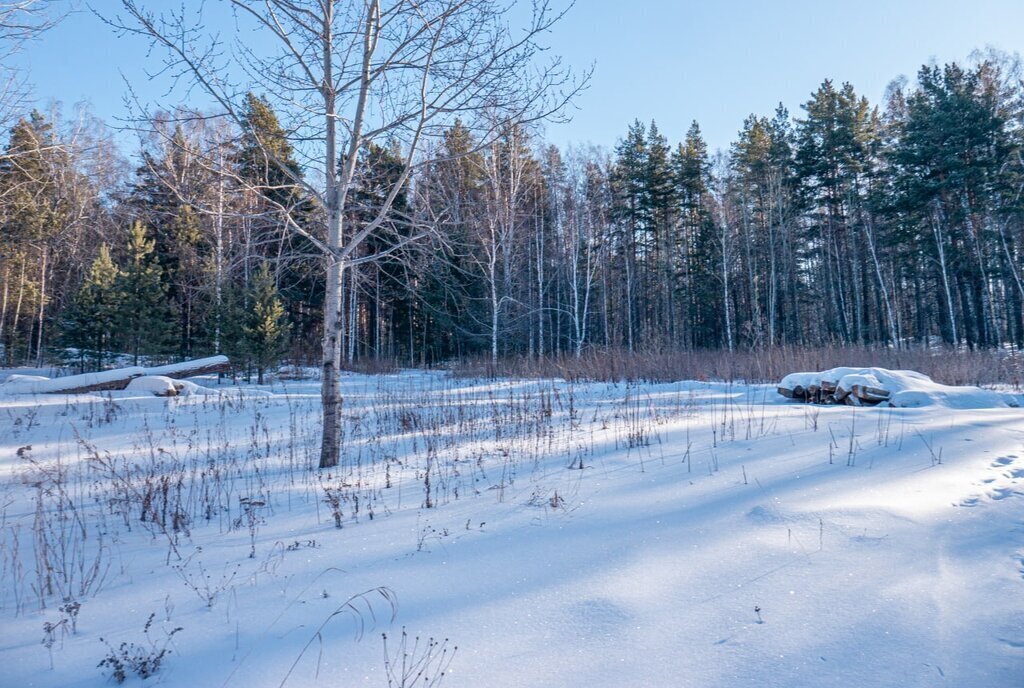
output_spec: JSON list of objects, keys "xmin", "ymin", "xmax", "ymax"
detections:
[
  {"xmin": 0, "ymin": 356, "xmax": 231, "ymax": 395},
  {"xmin": 851, "ymin": 384, "xmax": 891, "ymax": 404},
  {"xmin": 144, "ymin": 355, "xmax": 230, "ymax": 378},
  {"xmin": 776, "ymin": 381, "xmax": 807, "ymax": 400},
  {"xmin": 0, "ymin": 367, "xmax": 146, "ymax": 394}
]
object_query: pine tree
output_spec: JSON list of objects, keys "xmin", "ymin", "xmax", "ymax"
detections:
[
  {"xmin": 116, "ymin": 221, "xmax": 175, "ymax": 365},
  {"xmin": 644, "ymin": 121, "xmax": 675, "ymax": 342},
  {"xmin": 236, "ymin": 93, "xmax": 320, "ymax": 343},
  {"xmin": 891, "ymin": 62, "xmax": 1014, "ymax": 347},
  {"xmin": 61, "ymin": 246, "xmax": 121, "ymax": 371},
  {"xmin": 237, "ymin": 93, "xmax": 303, "ymax": 209},
  {"xmin": 674, "ymin": 121, "xmax": 719, "ymax": 347},
  {"xmin": 353, "ymin": 139, "xmax": 412, "ymax": 361},
  {"xmin": 243, "ymin": 264, "xmax": 290, "ymax": 384},
  {"xmin": 610, "ymin": 120, "xmax": 649, "ymax": 351},
  {"xmin": 413, "ymin": 120, "xmax": 488, "ymax": 362}
]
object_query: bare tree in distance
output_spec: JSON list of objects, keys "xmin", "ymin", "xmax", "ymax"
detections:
[
  {"xmin": 112, "ymin": 0, "xmax": 587, "ymax": 468},
  {"xmin": 0, "ymin": 0, "xmax": 65, "ymax": 129}
]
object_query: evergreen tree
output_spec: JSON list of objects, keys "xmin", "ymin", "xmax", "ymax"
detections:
[
  {"xmin": 243, "ymin": 264, "xmax": 290, "ymax": 384},
  {"xmin": 168, "ymin": 204, "xmax": 206, "ymax": 357},
  {"xmin": 61, "ymin": 246, "xmax": 121, "ymax": 371},
  {"xmin": 116, "ymin": 221, "xmax": 175, "ymax": 365},
  {"xmin": 644, "ymin": 121, "xmax": 675, "ymax": 342},
  {"xmin": 674, "ymin": 121, "xmax": 719, "ymax": 347},
  {"xmin": 413, "ymin": 120, "xmax": 488, "ymax": 362},
  {"xmin": 215, "ymin": 281, "xmax": 251, "ymax": 379},
  {"xmin": 237, "ymin": 93, "xmax": 321, "ymax": 343},
  {"xmin": 890, "ymin": 62, "xmax": 1015, "ymax": 347},
  {"xmin": 352, "ymin": 139, "xmax": 413, "ymax": 360},
  {"xmin": 610, "ymin": 120, "xmax": 649, "ymax": 351},
  {"xmin": 237, "ymin": 93, "xmax": 304, "ymax": 209},
  {"xmin": 130, "ymin": 123, "xmax": 215, "ymax": 358}
]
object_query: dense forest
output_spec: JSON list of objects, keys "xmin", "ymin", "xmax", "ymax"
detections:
[{"xmin": 4, "ymin": 46, "xmax": 1024, "ymax": 371}]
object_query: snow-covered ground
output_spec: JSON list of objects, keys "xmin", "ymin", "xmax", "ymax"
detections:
[{"xmin": 0, "ymin": 370, "xmax": 1022, "ymax": 687}]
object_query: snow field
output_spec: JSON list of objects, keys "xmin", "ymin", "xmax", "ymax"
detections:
[{"xmin": 0, "ymin": 372, "xmax": 1021, "ymax": 687}]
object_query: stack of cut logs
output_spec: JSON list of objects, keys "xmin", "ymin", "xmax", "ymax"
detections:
[{"xmin": 777, "ymin": 377, "xmax": 891, "ymax": 406}]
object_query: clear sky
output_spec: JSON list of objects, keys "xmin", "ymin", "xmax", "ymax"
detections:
[{"xmin": 11, "ymin": 0, "xmax": 1024, "ymax": 154}]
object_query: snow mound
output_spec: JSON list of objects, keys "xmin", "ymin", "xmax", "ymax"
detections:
[
  {"xmin": 778, "ymin": 367, "xmax": 1014, "ymax": 409},
  {"xmin": 2, "ymin": 374, "xmax": 50, "ymax": 384},
  {"xmin": 172, "ymin": 379, "xmax": 219, "ymax": 396},
  {"xmin": 124, "ymin": 375, "xmax": 218, "ymax": 397},
  {"xmin": 125, "ymin": 375, "xmax": 179, "ymax": 397}
]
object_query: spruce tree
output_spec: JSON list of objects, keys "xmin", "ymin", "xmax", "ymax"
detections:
[
  {"xmin": 61, "ymin": 246, "xmax": 122, "ymax": 371},
  {"xmin": 117, "ymin": 221, "xmax": 175, "ymax": 365},
  {"xmin": 215, "ymin": 281, "xmax": 251, "ymax": 379},
  {"xmin": 243, "ymin": 264, "xmax": 290, "ymax": 384}
]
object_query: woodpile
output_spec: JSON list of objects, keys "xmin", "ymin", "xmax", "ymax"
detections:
[{"xmin": 778, "ymin": 370, "xmax": 892, "ymax": 406}]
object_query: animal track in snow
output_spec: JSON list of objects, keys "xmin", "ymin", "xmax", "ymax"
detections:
[{"xmin": 957, "ymin": 455, "xmax": 1022, "ymax": 507}]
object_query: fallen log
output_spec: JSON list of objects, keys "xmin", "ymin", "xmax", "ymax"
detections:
[
  {"xmin": 777, "ymin": 384, "xmax": 807, "ymax": 400},
  {"xmin": 144, "ymin": 355, "xmax": 230, "ymax": 379},
  {"xmin": 0, "ymin": 356, "xmax": 231, "ymax": 395},
  {"xmin": 833, "ymin": 383, "xmax": 852, "ymax": 403},
  {"xmin": 851, "ymin": 384, "xmax": 890, "ymax": 404},
  {"xmin": 0, "ymin": 367, "xmax": 146, "ymax": 394}
]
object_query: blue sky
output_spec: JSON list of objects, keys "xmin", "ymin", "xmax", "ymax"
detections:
[{"xmin": 12, "ymin": 0, "xmax": 1024, "ymax": 153}]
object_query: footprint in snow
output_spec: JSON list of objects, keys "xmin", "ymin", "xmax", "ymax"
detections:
[
  {"xmin": 958, "ymin": 456, "xmax": 1023, "ymax": 507},
  {"xmin": 989, "ymin": 486, "xmax": 1019, "ymax": 501}
]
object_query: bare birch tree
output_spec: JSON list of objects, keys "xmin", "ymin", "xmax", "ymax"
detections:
[
  {"xmin": 0, "ymin": 0, "xmax": 63, "ymax": 130},
  {"xmin": 114, "ymin": 0, "xmax": 582, "ymax": 468}
]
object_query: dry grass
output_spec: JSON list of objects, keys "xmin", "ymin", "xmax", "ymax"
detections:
[
  {"xmin": 450, "ymin": 345, "xmax": 1024, "ymax": 388},
  {"xmin": 341, "ymin": 357, "xmax": 401, "ymax": 375}
]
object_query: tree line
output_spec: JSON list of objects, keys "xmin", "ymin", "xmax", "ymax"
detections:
[{"xmin": 3, "ymin": 52, "xmax": 1024, "ymax": 374}]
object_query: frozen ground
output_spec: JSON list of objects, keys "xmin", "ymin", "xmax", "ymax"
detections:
[{"xmin": 0, "ymin": 370, "xmax": 1022, "ymax": 687}]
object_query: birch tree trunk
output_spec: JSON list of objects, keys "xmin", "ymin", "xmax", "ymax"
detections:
[
  {"xmin": 118, "ymin": 0, "xmax": 583, "ymax": 470},
  {"xmin": 932, "ymin": 209, "xmax": 959, "ymax": 346},
  {"xmin": 33, "ymin": 245, "xmax": 47, "ymax": 366},
  {"xmin": 862, "ymin": 214, "xmax": 898, "ymax": 349}
]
